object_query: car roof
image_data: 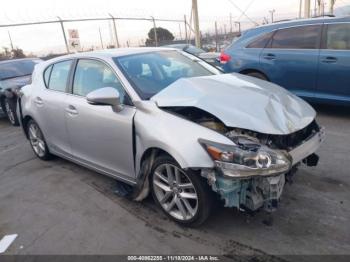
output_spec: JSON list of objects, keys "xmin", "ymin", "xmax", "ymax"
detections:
[
  {"xmin": 163, "ymin": 44, "xmax": 188, "ymax": 49},
  {"xmin": 42, "ymin": 47, "xmax": 178, "ymax": 66},
  {"xmin": 249, "ymin": 16, "xmax": 350, "ymax": 33},
  {"xmin": 229, "ymin": 16, "xmax": 350, "ymax": 49},
  {"xmin": 0, "ymin": 57, "xmax": 41, "ymax": 65}
]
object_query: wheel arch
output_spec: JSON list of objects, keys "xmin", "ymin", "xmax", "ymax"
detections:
[
  {"xmin": 22, "ymin": 115, "xmax": 34, "ymax": 139},
  {"xmin": 132, "ymin": 146, "xmax": 187, "ymax": 202},
  {"xmin": 239, "ymin": 69, "xmax": 269, "ymax": 80}
]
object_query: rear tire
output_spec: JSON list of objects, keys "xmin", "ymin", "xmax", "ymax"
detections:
[
  {"xmin": 27, "ymin": 119, "xmax": 52, "ymax": 160},
  {"xmin": 4, "ymin": 97, "xmax": 19, "ymax": 126},
  {"xmin": 245, "ymin": 71, "xmax": 268, "ymax": 81},
  {"xmin": 150, "ymin": 155, "xmax": 212, "ymax": 227}
]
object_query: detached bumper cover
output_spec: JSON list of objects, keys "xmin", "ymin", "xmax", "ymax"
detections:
[{"xmin": 289, "ymin": 127, "xmax": 325, "ymax": 165}]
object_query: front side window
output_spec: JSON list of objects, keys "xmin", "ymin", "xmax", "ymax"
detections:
[
  {"xmin": 271, "ymin": 25, "xmax": 321, "ymax": 49},
  {"xmin": 326, "ymin": 23, "xmax": 350, "ymax": 50},
  {"xmin": 247, "ymin": 32, "xmax": 273, "ymax": 48},
  {"xmin": 48, "ymin": 60, "xmax": 72, "ymax": 92},
  {"xmin": 114, "ymin": 51, "xmax": 213, "ymax": 100},
  {"xmin": 73, "ymin": 59, "xmax": 128, "ymax": 104}
]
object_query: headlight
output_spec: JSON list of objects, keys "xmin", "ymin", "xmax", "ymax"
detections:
[{"xmin": 200, "ymin": 139, "xmax": 292, "ymax": 178}]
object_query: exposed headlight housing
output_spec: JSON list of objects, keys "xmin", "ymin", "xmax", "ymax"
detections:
[{"xmin": 200, "ymin": 138, "xmax": 292, "ymax": 178}]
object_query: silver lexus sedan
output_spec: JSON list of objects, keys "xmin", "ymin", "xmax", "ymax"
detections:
[{"xmin": 19, "ymin": 48, "xmax": 324, "ymax": 226}]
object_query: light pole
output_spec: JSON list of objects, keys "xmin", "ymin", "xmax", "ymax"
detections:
[
  {"xmin": 269, "ymin": 9, "xmax": 275, "ymax": 23},
  {"xmin": 329, "ymin": 0, "xmax": 336, "ymax": 15},
  {"xmin": 234, "ymin": 21, "xmax": 241, "ymax": 34},
  {"xmin": 304, "ymin": 0, "xmax": 311, "ymax": 18},
  {"xmin": 192, "ymin": 0, "xmax": 201, "ymax": 48},
  {"xmin": 57, "ymin": 16, "xmax": 69, "ymax": 53},
  {"xmin": 151, "ymin": 16, "xmax": 158, "ymax": 47}
]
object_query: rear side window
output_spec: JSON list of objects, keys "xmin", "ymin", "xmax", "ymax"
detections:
[
  {"xmin": 326, "ymin": 23, "xmax": 350, "ymax": 50},
  {"xmin": 270, "ymin": 25, "xmax": 321, "ymax": 49},
  {"xmin": 43, "ymin": 65, "xmax": 52, "ymax": 87},
  {"xmin": 247, "ymin": 32, "xmax": 273, "ymax": 48},
  {"xmin": 47, "ymin": 60, "xmax": 72, "ymax": 92}
]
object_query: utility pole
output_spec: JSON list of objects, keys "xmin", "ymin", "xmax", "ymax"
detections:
[
  {"xmin": 299, "ymin": 0, "xmax": 303, "ymax": 18},
  {"xmin": 224, "ymin": 24, "xmax": 227, "ymax": 40},
  {"xmin": 269, "ymin": 9, "xmax": 275, "ymax": 23},
  {"xmin": 215, "ymin": 21, "xmax": 218, "ymax": 52},
  {"xmin": 178, "ymin": 23, "xmax": 182, "ymax": 40},
  {"xmin": 329, "ymin": 0, "xmax": 336, "ymax": 15},
  {"xmin": 151, "ymin": 16, "xmax": 158, "ymax": 47},
  {"xmin": 192, "ymin": 0, "xmax": 201, "ymax": 48},
  {"xmin": 235, "ymin": 21, "xmax": 241, "ymax": 34},
  {"xmin": 304, "ymin": 0, "xmax": 311, "ymax": 18},
  {"xmin": 184, "ymin": 15, "xmax": 188, "ymax": 44},
  {"xmin": 99, "ymin": 27, "xmax": 104, "ymax": 49},
  {"xmin": 229, "ymin": 13, "xmax": 233, "ymax": 34},
  {"xmin": 7, "ymin": 31, "xmax": 14, "ymax": 51}
]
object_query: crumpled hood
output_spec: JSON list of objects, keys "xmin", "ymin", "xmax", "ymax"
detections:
[{"xmin": 151, "ymin": 73, "xmax": 316, "ymax": 135}]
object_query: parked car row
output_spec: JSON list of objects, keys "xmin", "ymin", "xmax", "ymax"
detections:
[
  {"xmin": 164, "ymin": 44, "xmax": 220, "ymax": 65},
  {"xmin": 17, "ymin": 48, "xmax": 324, "ymax": 226},
  {"xmin": 220, "ymin": 16, "xmax": 350, "ymax": 105},
  {"xmin": 0, "ymin": 58, "xmax": 42, "ymax": 125}
]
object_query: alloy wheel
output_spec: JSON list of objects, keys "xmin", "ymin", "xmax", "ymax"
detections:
[
  {"xmin": 28, "ymin": 122, "xmax": 46, "ymax": 157},
  {"xmin": 4, "ymin": 99, "xmax": 15, "ymax": 125},
  {"xmin": 152, "ymin": 163, "xmax": 199, "ymax": 221}
]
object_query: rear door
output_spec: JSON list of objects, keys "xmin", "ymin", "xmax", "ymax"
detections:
[
  {"xmin": 34, "ymin": 60, "xmax": 73, "ymax": 156},
  {"xmin": 260, "ymin": 24, "xmax": 322, "ymax": 98},
  {"xmin": 317, "ymin": 22, "xmax": 350, "ymax": 103}
]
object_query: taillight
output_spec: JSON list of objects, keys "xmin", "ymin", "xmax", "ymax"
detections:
[{"xmin": 220, "ymin": 53, "xmax": 231, "ymax": 64}]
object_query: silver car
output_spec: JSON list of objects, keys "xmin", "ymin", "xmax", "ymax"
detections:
[{"xmin": 19, "ymin": 48, "xmax": 324, "ymax": 226}]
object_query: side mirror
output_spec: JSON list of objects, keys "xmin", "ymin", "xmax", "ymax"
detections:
[{"xmin": 86, "ymin": 87, "xmax": 123, "ymax": 112}]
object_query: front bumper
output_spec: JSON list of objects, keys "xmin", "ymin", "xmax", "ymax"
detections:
[
  {"xmin": 289, "ymin": 127, "xmax": 325, "ymax": 165},
  {"xmin": 203, "ymin": 127, "xmax": 325, "ymax": 212}
]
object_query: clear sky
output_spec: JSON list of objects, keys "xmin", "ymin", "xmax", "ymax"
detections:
[{"xmin": 0, "ymin": 0, "xmax": 349, "ymax": 55}]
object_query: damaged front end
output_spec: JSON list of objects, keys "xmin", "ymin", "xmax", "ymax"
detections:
[
  {"xmin": 201, "ymin": 121, "xmax": 324, "ymax": 212},
  {"xmin": 165, "ymin": 106, "xmax": 325, "ymax": 213}
]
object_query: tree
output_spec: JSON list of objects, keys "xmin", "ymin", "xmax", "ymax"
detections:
[
  {"xmin": 11, "ymin": 48, "xmax": 26, "ymax": 58},
  {"xmin": 145, "ymin": 27, "xmax": 174, "ymax": 46}
]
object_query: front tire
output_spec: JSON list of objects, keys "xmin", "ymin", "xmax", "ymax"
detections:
[
  {"xmin": 151, "ymin": 155, "xmax": 212, "ymax": 227},
  {"xmin": 27, "ymin": 119, "xmax": 52, "ymax": 160},
  {"xmin": 4, "ymin": 97, "xmax": 19, "ymax": 126}
]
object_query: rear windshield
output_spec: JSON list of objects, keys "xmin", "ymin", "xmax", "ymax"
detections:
[{"xmin": 0, "ymin": 60, "xmax": 40, "ymax": 80}]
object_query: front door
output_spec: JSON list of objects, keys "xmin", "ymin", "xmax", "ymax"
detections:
[
  {"xmin": 65, "ymin": 59, "xmax": 136, "ymax": 181},
  {"xmin": 317, "ymin": 23, "xmax": 350, "ymax": 103}
]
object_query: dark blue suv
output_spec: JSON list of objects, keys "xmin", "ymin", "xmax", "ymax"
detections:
[{"xmin": 221, "ymin": 17, "xmax": 350, "ymax": 105}]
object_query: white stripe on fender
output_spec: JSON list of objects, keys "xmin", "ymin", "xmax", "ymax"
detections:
[{"xmin": 0, "ymin": 234, "xmax": 18, "ymax": 253}]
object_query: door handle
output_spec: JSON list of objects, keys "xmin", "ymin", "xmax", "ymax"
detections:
[
  {"xmin": 321, "ymin": 57, "xmax": 337, "ymax": 63},
  {"xmin": 34, "ymin": 97, "xmax": 43, "ymax": 106},
  {"xmin": 65, "ymin": 105, "xmax": 78, "ymax": 116},
  {"xmin": 263, "ymin": 53, "xmax": 276, "ymax": 60}
]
